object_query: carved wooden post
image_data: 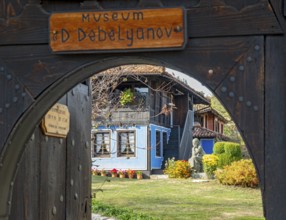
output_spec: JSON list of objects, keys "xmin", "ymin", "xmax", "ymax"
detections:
[{"xmin": 264, "ymin": 35, "xmax": 286, "ymax": 219}]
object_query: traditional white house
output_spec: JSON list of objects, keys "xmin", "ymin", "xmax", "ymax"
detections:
[{"xmin": 91, "ymin": 65, "xmax": 209, "ymax": 174}]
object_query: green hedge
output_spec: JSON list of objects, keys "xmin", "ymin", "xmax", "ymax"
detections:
[
  {"xmin": 213, "ymin": 142, "xmax": 242, "ymax": 168},
  {"xmin": 213, "ymin": 142, "xmax": 226, "ymax": 154},
  {"xmin": 224, "ymin": 142, "xmax": 241, "ymax": 157}
]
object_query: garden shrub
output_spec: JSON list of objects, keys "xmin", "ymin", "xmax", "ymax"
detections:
[
  {"xmin": 202, "ymin": 154, "xmax": 219, "ymax": 178},
  {"xmin": 214, "ymin": 141, "xmax": 242, "ymax": 168},
  {"xmin": 164, "ymin": 158, "xmax": 191, "ymax": 178},
  {"xmin": 213, "ymin": 142, "xmax": 226, "ymax": 154},
  {"xmin": 214, "ymin": 159, "xmax": 259, "ymax": 188},
  {"xmin": 217, "ymin": 154, "xmax": 230, "ymax": 168},
  {"xmin": 224, "ymin": 142, "xmax": 242, "ymax": 158}
]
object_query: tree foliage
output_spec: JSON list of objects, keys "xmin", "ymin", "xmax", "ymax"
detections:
[
  {"xmin": 91, "ymin": 65, "xmax": 176, "ymax": 128},
  {"xmin": 210, "ymin": 96, "xmax": 244, "ymax": 144}
]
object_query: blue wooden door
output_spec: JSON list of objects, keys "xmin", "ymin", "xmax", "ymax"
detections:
[
  {"xmin": 150, "ymin": 124, "xmax": 170, "ymax": 169},
  {"xmin": 201, "ymin": 139, "xmax": 215, "ymax": 154}
]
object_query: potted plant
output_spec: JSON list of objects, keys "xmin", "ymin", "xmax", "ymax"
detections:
[
  {"xmin": 118, "ymin": 170, "xmax": 126, "ymax": 178},
  {"xmin": 127, "ymin": 169, "xmax": 135, "ymax": 179},
  {"xmin": 136, "ymin": 171, "xmax": 143, "ymax": 180},
  {"xmin": 91, "ymin": 167, "xmax": 98, "ymax": 176},
  {"xmin": 110, "ymin": 168, "xmax": 118, "ymax": 178},
  {"xmin": 119, "ymin": 88, "xmax": 135, "ymax": 106},
  {"xmin": 100, "ymin": 169, "xmax": 107, "ymax": 177}
]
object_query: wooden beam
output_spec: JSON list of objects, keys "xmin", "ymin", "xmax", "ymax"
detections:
[{"xmin": 0, "ymin": 1, "xmax": 282, "ymax": 46}]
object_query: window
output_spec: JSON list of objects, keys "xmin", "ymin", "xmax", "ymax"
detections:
[
  {"xmin": 161, "ymin": 93, "xmax": 169, "ymax": 124},
  {"xmin": 93, "ymin": 131, "xmax": 111, "ymax": 157},
  {"xmin": 204, "ymin": 115, "xmax": 208, "ymax": 128},
  {"xmin": 156, "ymin": 131, "xmax": 161, "ymax": 157},
  {"xmin": 135, "ymin": 87, "xmax": 148, "ymax": 93},
  {"xmin": 215, "ymin": 118, "xmax": 219, "ymax": 132},
  {"xmin": 163, "ymin": 132, "xmax": 167, "ymax": 157},
  {"xmin": 196, "ymin": 116, "xmax": 204, "ymax": 127},
  {"xmin": 134, "ymin": 86, "xmax": 148, "ymax": 108},
  {"xmin": 117, "ymin": 131, "xmax": 136, "ymax": 157}
]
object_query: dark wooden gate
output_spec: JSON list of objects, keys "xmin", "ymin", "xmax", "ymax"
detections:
[
  {"xmin": 8, "ymin": 83, "xmax": 91, "ymax": 220},
  {"xmin": 0, "ymin": 1, "xmax": 285, "ymax": 219}
]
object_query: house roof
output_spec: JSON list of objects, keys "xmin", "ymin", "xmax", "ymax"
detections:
[
  {"xmin": 149, "ymin": 71, "xmax": 210, "ymax": 105},
  {"xmin": 195, "ymin": 106, "xmax": 228, "ymax": 123},
  {"xmin": 97, "ymin": 65, "xmax": 210, "ymax": 105},
  {"xmin": 192, "ymin": 125, "xmax": 233, "ymax": 141},
  {"xmin": 100, "ymin": 64, "xmax": 164, "ymax": 74}
]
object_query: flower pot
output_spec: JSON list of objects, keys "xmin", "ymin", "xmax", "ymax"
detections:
[
  {"xmin": 111, "ymin": 173, "xmax": 117, "ymax": 178},
  {"xmin": 137, "ymin": 174, "xmax": 143, "ymax": 180},
  {"xmin": 119, "ymin": 174, "xmax": 125, "ymax": 178},
  {"xmin": 128, "ymin": 174, "xmax": 134, "ymax": 179},
  {"xmin": 101, "ymin": 173, "xmax": 106, "ymax": 177}
]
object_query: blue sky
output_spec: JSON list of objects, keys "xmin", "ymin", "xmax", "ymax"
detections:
[{"xmin": 166, "ymin": 68, "xmax": 212, "ymax": 96}]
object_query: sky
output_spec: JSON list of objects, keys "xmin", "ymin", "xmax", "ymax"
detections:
[{"xmin": 166, "ymin": 68, "xmax": 212, "ymax": 96}]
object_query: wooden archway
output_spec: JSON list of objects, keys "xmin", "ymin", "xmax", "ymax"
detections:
[{"xmin": 0, "ymin": 1, "xmax": 285, "ymax": 219}]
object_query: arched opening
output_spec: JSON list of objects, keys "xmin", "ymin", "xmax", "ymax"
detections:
[
  {"xmin": 89, "ymin": 65, "xmax": 263, "ymax": 219},
  {"xmin": 1, "ymin": 58, "xmax": 263, "ymax": 219}
]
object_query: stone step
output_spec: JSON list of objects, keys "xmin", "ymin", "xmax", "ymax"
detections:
[
  {"xmin": 151, "ymin": 169, "xmax": 164, "ymax": 174},
  {"xmin": 191, "ymin": 179, "xmax": 210, "ymax": 183},
  {"xmin": 150, "ymin": 174, "xmax": 169, "ymax": 179}
]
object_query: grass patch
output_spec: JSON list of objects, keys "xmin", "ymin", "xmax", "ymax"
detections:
[
  {"xmin": 92, "ymin": 176, "xmax": 264, "ymax": 220},
  {"xmin": 92, "ymin": 200, "xmax": 159, "ymax": 220}
]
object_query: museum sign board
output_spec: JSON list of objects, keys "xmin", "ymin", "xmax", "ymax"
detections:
[{"xmin": 49, "ymin": 8, "xmax": 186, "ymax": 53}]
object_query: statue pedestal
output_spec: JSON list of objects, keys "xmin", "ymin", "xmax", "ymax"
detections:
[{"xmin": 191, "ymin": 172, "xmax": 207, "ymax": 179}]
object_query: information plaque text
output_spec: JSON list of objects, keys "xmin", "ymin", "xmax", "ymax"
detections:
[{"xmin": 41, "ymin": 103, "xmax": 70, "ymax": 138}]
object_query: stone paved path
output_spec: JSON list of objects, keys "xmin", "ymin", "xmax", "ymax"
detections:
[{"xmin": 92, "ymin": 213, "xmax": 116, "ymax": 220}]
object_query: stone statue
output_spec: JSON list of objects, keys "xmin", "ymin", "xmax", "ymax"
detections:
[{"xmin": 188, "ymin": 138, "xmax": 205, "ymax": 172}]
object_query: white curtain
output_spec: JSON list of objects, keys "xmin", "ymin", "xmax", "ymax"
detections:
[
  {"xmin": 120, "ymin": 133, "xmax": 127, "ymax": 153},
  {"xmin": 95, "ymin": 133, "xmax": 110, "ymax": 153},
  {"xmin": 103, "ymin": 133, "xmax": 110, "ymax": 152},
  {"xmin": 96, "ymin": 134, "xmax": 102, "ymax": 153},
  {"xmin": 129, "ymin": 133, "xmax": 135, "ymax": 153}
]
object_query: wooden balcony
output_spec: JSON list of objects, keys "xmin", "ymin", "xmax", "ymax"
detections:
[{"xmin": 95, "ymin": 91, "xmax": 150, "ymax": 125}]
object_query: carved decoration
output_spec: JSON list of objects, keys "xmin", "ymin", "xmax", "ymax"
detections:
[
  {"xmin": 81, "ymin": 0, "xmax": 201, "ymax": 9},
  {"xmin": 221, "ymin": 0, "xmax": 261, "ymax": 11},
  {"xmin": 162, "ymin": 0, "xmax": 200, "ymax": 8},
  {"xmin": 0, "ymin": 0, "xmax": 28, "ymax": 19},
  {"xmin": 81, "ymin": 1, "xmax": 103, "ymax": 10},
  {"xmin": 137, "ymin": 0, "xmax": 164, "ymax": 7}
]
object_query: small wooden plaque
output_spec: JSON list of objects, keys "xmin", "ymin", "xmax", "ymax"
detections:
[
  {"xmin": 41, "ymin": 103, "xmax": 70, "ymax": 138},
  {"xmin": 49, "ymin": 8, "xmax": 186, "ymax": 53}
]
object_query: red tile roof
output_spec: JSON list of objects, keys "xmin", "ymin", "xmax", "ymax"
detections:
[{"xmin": 192, "ymin": 125, "xmax": 232, "ymax": 141}]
